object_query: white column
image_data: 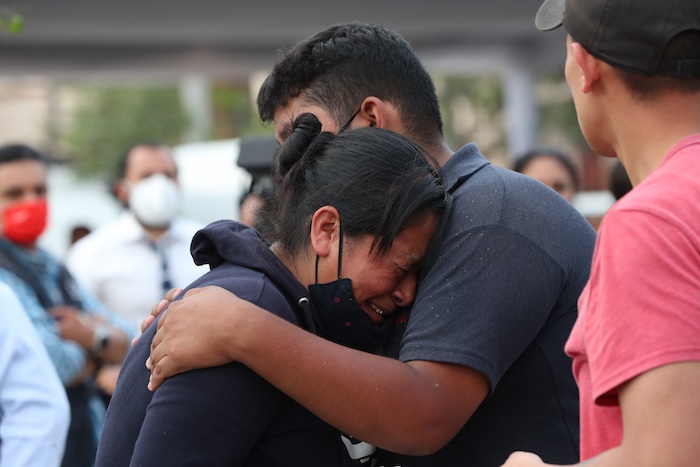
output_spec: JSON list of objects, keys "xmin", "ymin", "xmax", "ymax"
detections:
[
  {"xmin": 179, "ymin": 74, "xmax": 212, "ymax": 142},
  {"xmin": 501, "ymin": 63, "xmax": 537, "ymax": 161}
]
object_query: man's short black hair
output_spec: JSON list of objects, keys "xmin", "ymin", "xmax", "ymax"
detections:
[
  {"xmin": 257, "ymin": 23, "xmax": 444, "ymax": 150},
  {"xmin": 0, "ymin": 144, "xmax": 49, "ymax": 166}
]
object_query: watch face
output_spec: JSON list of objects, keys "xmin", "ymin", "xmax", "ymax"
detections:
[
  {"xmin": 93, "ymin": 326, "xmax": 110, "ymax": 355},
  {"xmin": 99, "ymin": 336, "xmax": 109, "ymax": 350}
]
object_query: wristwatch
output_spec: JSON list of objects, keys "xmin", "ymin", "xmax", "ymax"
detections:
[{"xmin": 92, "ymin": 326, "xmax": 110, "ymax": 356}]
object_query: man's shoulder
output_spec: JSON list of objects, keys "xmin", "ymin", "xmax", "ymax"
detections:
[
  {"xmin": 442, "ymin": 163, "xmax": 595, "ymax": 273},
  {"xmin": 0, "ymin": 281, "xmax": 25, "ymax": 325},
  {"xmin": 449, "ymin": 158, "xmax": 584, "ymax": 222},
  {"xmin": 447, "ymin": 146, "xmax": 551, "ymax": 199},
  {"xmin": 0, "ymin": 251, "xmax": 56, "ymax": 309}
]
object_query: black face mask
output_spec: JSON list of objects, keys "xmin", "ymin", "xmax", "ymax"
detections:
[{"xmin": 309, "ymin": 227, "xmax": 393, "ymax": 352}]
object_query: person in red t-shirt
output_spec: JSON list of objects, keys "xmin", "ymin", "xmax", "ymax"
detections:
[{"xmin": 502, "ymin": 0, "xmax": 700, "ymax": 466}]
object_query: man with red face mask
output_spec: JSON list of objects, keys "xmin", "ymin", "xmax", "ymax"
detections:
[{"xmin": 0, "ymin": 144, "xmax": 134, "ymax": 467}]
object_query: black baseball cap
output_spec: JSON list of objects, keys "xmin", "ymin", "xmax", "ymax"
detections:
[{"xmin": 536, "ymin": 0, "xmax": 700, "ymax": 78}]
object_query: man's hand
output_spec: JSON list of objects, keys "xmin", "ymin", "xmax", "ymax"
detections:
[
  {"xmin": 95, "ymin": 364, "xmax": 121, "ymax": 396},
  {"xmin": 147, "ymin": 286, "xmax": 252, "ymax": 391},
  {"xmin": 500, "ymin": 452, "xmax": 550, "ymax": 466},
  {"xmin": 67, "ymin": 356, "xmax": 100, "ymax": 387},
  {"xmin": 132, "ymin": 288, "xmax": 182, "ymax": 346},
  {"xmin": 50, "ymin": 306, "xmax": 94, "ymax": 350}
]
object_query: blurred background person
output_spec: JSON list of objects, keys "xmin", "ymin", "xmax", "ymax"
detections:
[
  {"xmin": 0, "ymin": 281, "xmax": 70, "ymax": 467},
  {"xmin": 66, "ymin": 141, "xmax": 206, "ymax": 331},
  {"xmin": 0, "ymin": 144, "xmax": 132, "ymax": 467},
  {"xmin": 238, "ymin": 191, "xmax": 265, "ymax": 229},
  {"xmin": 69, "ymin": 225, "xmax": 92, "ymax": 247},
  {"xmin": 66, "ymin": 141, "xmax": 206, "ymax": 401},
  {"xmin": 513, "ymin": 147, "xmax": 580, "ymax": 203}
]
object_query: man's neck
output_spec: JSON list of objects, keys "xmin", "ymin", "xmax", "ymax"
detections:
[
  {"xmin": 614, "ymin": 92, "xmax": 700, "ymax": 185},
  {"xmin": 143, "ymin": 225, "xmax": 169, "ymax": 241},
  {"xmin": 128, "ymin": 210, "xmax": 171, "ymax": 241},
  {"xmin": 428, "ymin": 142, "xmax": 455, "ymax": 168}
]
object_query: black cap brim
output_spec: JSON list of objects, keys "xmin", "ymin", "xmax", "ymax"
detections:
[{"xmin": 536, "ymin": 0, "xmax": 566, "ymax": 31}]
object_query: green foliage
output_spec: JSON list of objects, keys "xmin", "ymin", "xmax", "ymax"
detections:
[
  {"xmin": 0, "ymin": 11, "xmax": 23, "ymax": 34},
  {"xmin": 63, "ymin": 85, "xmax": 188, "ymax": 177},
  {"xmin": 436, "ymin": 71, "xmax": 584, "ymax": 165},
  {"xmin": 437, "ymin": 74, "xmax": 507, "ymax": 162},
  {"xmin": 536, "ymin": 72, "xmax": 586, "ymax": 147},
  {"xmin": 210, "ymin": 83, "xmax": 271, "ymax": 139}
]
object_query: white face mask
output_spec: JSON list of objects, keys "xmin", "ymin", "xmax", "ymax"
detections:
[{"xmin": 128, "ymin": 174, "xmax": 180, "ymax": 228}]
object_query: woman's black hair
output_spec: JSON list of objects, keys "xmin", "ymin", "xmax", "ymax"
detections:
[
  {"xmin": 513, "ymin": 147, "xmax": 580, "ymax": 192},
  {"xmin": 260, "ymin": 113, "xmax": 449, "ymax": 263}
]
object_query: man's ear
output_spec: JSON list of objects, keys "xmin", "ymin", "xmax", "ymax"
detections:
[
  {"xmin": 114, "ymin": 179, "xmax": 129, "ymax": 205},
  {"xmin": 358, "ymin": 96, "xmax": 398, "ymax": 130},
  {"xmin": 571, "ymin": 41, "xmax": 600, "ymax": 94},
  {"xmin": 310, "ymin": 206, "xmax": 341, "ymax": 258}
]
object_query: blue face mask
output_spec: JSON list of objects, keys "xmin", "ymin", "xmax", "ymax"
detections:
[{"xmin": 308, "ymin": 227, "xmax": 393, "ymax": 352}]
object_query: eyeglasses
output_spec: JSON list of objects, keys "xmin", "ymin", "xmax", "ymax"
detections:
[{"xmin": 338, "ymin": 107, "xmax": 362, "ymax": 133}]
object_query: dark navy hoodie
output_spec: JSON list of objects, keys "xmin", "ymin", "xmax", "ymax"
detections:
[{"xmin": 96, "ymin": 221, "xmax": 375, "ymax": 467}]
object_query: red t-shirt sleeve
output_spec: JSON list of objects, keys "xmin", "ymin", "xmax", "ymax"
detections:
[{"xmin": 583, "ymin": 207, "xmax": 700, "ymax": 404}]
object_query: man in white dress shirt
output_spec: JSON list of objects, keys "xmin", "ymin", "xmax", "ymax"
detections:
[
  {"xmin": 0, "ymin": 281, "xmax": 70, "ymax": 467},
  {"xmin": 66, "ymin": 142, "xmax": 206, "ymax": 331}
]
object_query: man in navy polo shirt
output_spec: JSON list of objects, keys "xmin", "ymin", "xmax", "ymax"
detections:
[{"xmin": 147, "ymin": 23, "xmax": 596, "ymax": 466}]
